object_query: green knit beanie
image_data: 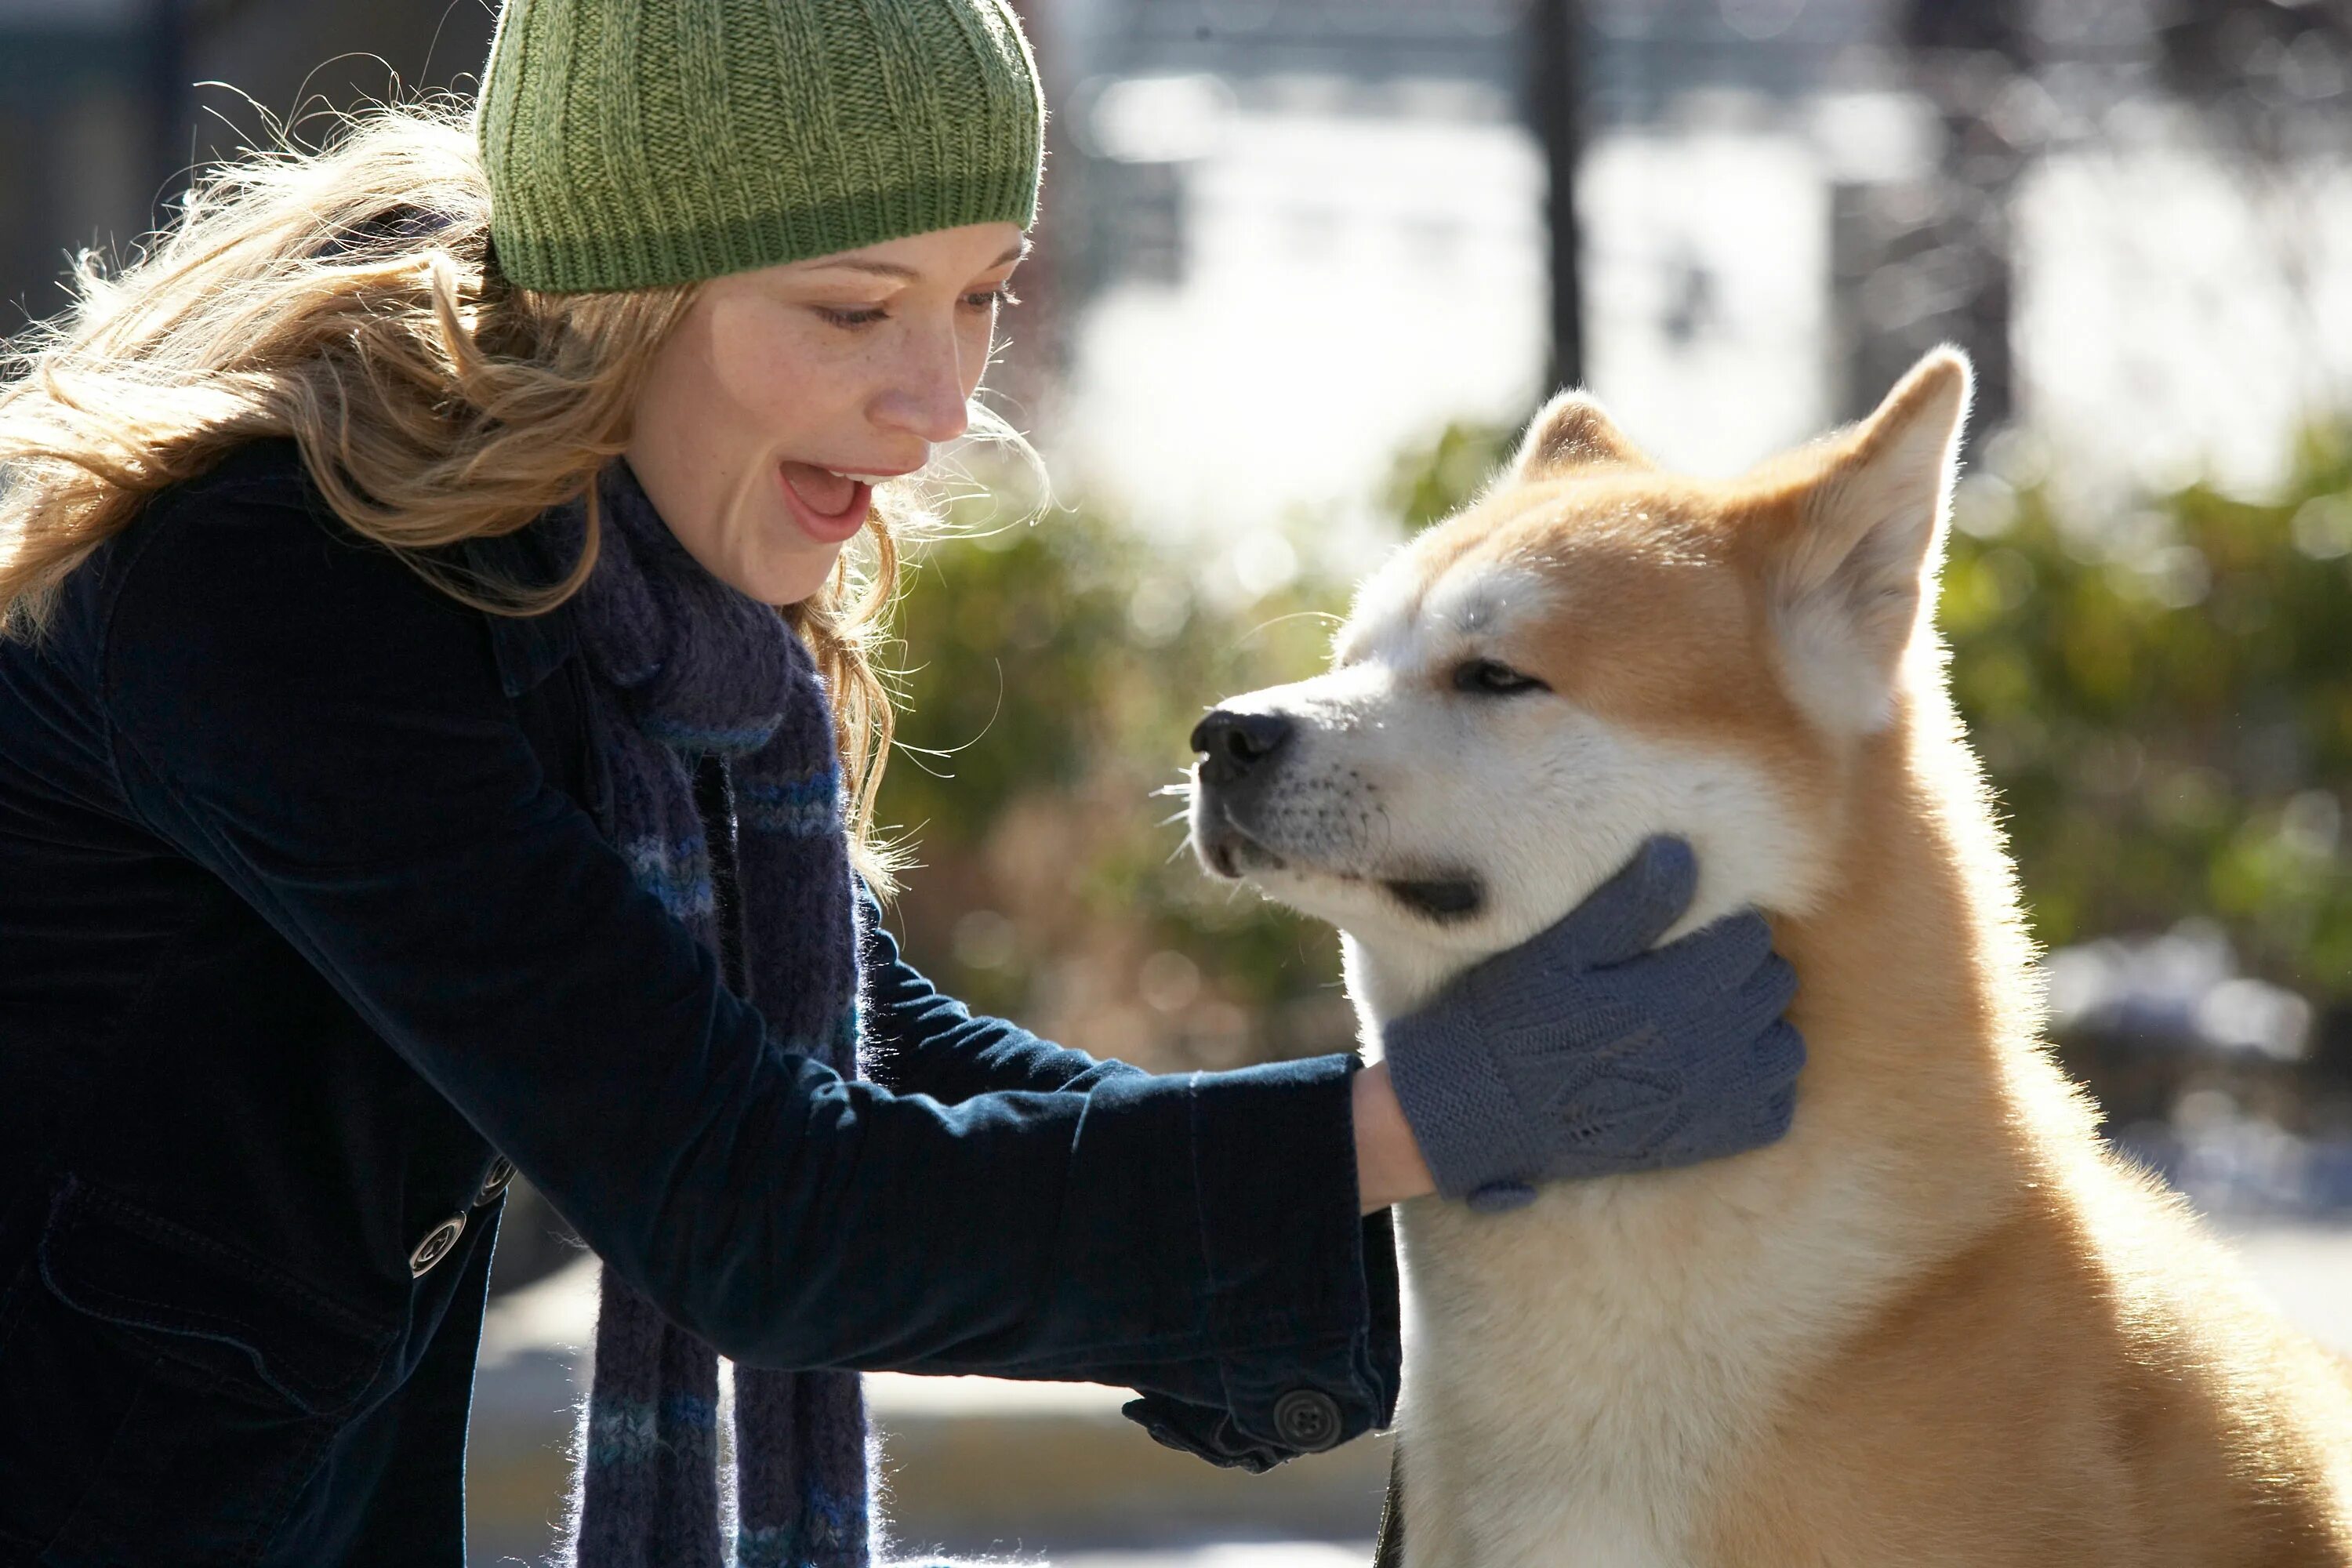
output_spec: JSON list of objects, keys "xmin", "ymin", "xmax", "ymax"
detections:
[{"xmin": 477, "ymin": 0, "xmax": 1045, "ymax": 293}]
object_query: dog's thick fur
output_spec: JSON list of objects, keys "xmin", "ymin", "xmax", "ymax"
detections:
[{"xmin": 1189, "ymin": 349, "xmax": 2352, "ymax": 1566}]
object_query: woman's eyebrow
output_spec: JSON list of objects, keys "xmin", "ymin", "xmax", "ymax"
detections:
[
  {"xmin": 800, "ymin": 239, "xmax": 1032, "ymax": 281},
  {"xmin": 804, "ymin": 258, "xmax": 920, "ymax": 280}
]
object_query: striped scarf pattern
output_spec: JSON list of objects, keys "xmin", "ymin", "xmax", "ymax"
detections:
[{"xmin": 557, "ymin": 456, "xmax": 884, "ymax": 1568}]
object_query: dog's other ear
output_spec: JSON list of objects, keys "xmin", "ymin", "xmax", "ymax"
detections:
[
  {"xmin": 1509, "ymin": 390, "xmax": 1651, "ymax": 482},
  {"xmin": 1770, "ymin": 345, "xmax": 1972, "ymax": 735}
]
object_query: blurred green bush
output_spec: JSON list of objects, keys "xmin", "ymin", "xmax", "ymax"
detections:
[
  {"xmin": 873, "ymin": 419, "xmax": 2352, "ymax": 1070},
  {"xmin": 1939, "ymin": 429, "xmax": 2352, "ymax": 996},
  {"xmin": 873, "ymin": 487, "xmax": 1359, "ymax": 1071}
]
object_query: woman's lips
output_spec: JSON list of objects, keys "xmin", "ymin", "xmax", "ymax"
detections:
[{"xmin": 778, "ymin": 460, "xmax": 874, "ymax": 544}]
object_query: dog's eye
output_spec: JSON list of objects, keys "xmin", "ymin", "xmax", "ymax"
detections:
[{"xmin": 1454, "ymin": 659, "xmax": 1548, "ymax": 696}]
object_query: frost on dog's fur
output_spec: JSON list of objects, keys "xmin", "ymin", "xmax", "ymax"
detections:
[{"xmin": 1189, "ymin": 346, "xmax": 2352, "ymax": 1568}]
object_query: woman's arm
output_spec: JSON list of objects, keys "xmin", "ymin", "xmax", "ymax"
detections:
[
  {"xmin": 1351, "ymin": 1061, "xmax": 1436, "ymax": 1213},
  {"xmin": 856, "ymin": 884, "xmax": 1148, "ymax": 1101},
  {"xmin": 862, "ymin": 895, "xmax": 1435, "ymax": 1211},
  {"xmin": 96, "ymin": 478, "xmax": 1398, "ymax": 1451}
]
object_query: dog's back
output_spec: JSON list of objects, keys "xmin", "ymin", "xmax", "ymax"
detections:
[{"xmin": 1698, "ymin": 1051, "xmax": 2352, "ymax": 1566}]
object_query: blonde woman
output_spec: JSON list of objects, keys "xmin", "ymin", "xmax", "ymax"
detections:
[{"xmin": 0, "ymin": 2, "xmax": 1805, "ymax": 1563}]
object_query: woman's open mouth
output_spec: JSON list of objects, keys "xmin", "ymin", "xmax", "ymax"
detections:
[{"xmin": 778, "ymin": 460, "xmax": 879, "ymax": 544}]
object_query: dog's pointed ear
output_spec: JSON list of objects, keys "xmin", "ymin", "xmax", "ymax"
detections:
[
  {"xmin": 1769, "ymin": 346, "xmax": 1972, "ymax": 734},
  {"xmin": 1510, "ymin": 390, "xmax": 1651, "ymax": 481}
]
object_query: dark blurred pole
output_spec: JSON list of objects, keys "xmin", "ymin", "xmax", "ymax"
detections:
[
  {"xmin": 994, "ymin": 0, "xmax": 1069, "ymax": 430},
  {"xmin": 1894, "ymin": 0, "xmax": 2029, "ymax": 446},
  {"xmin": 1530, "ymin": 0, "xmax": 1584, "ymax": 392},
  {"xmin": 145, "ymin": 0, "xmax": 194, "ymax": 231}
]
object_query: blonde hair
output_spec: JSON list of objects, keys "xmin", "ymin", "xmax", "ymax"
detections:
[{"xmin": 0, "ymin": 99, "xmax": 907, "ymax": 892}]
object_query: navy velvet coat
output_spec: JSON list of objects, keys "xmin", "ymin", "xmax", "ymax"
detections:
[{"xmin": 0, "ymin": 440, "xmax": 1399, "ymax": 1566}]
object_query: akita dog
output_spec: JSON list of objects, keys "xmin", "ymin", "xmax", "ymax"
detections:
[{"xmin": 1186, "ymin": 347, "xmax": 2352, "ymax": 1566}]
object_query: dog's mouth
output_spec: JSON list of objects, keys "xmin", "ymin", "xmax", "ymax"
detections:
[
  {"xmin": 1200, "ymin": 811, "xmax": 1486, "ymax": 925},
  {"xmin": 1382, "ymin": 875, "xmax": 1486, "ymax": 923},
  {"xmin": 1202, "ymin": 825, "xmax": 1287, "ymax": 880}
]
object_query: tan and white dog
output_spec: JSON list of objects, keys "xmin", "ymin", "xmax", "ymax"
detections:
[{"xmin": 1186, "ymin": 347, "xmax": 2352, "ymax": 1566}]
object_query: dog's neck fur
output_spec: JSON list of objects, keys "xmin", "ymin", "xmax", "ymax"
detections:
[{"xmin": 1766, "ymin": 681, "xmax": 2050, "ymax": 1240}]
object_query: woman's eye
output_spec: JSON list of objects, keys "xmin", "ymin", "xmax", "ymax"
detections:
[
  {"xmin": 1453, "ymin": 659, "xmax": 1548, "ymax": 696},
  {"xmin": 816, "ymin": 286, "xmax": 1016, "ymax": 328}
]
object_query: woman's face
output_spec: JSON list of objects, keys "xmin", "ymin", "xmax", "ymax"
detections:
[{"xmin": 623, "ymin": 220, "xmax": 1027, "ymax": 604}]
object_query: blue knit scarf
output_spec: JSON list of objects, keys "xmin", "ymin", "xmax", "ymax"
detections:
[{"xmin": 557, "ymin": 457, "xmax": 874, "ymax": 1568}]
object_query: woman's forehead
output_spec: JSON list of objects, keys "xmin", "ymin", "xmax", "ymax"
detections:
[{"xmin": 786, "ymin": 224, "xmax": 1030, "ymax": 282}]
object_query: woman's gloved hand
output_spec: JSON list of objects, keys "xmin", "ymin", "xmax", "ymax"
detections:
[{"xmin": 1380, "ymin": 836, "xmax": 1804, "ymax": 1214}]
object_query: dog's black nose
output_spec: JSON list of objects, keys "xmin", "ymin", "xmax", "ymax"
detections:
[{"xmin": 1191, "ymin": 710, "xmax": 1293, "ymax": 786}]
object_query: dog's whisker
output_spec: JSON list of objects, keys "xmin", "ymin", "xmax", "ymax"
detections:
[{"xmin": 1225, "ymin": 608, "xmax": 1343, "ymax": 655}]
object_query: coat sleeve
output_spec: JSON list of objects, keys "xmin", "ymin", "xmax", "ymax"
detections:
[
  {"xmin": 93, "ymin": 483, "xmax": 1398, "ymax": 1445},
  {"xmin": 857, "ymin": 882, "xmax": 1148, "ymax": 1102}
]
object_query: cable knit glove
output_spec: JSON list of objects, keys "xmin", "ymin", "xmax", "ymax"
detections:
[{"xmin": 1381, "ymin": 836, "xmax": 1805, "ymax": 1214}]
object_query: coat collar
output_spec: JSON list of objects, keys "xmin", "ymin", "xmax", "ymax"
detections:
[
  {"xmin": 196, "ymin": 440, "xmax": 584, "ymax": 701},
  {"xmin": 456, "ymin": 521, "xmax": 581, "ymax": 699}
]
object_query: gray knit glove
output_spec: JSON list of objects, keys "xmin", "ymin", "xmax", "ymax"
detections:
[{"xmin": 1381, "ymin": 837, "xmax": 1803, "ymax": 1213}]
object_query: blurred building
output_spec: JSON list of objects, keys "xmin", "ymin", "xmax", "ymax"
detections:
[
  {"xmin": 1041, "ymin": 0, "xmax": 2351, "ymax": 543},
  {"xmin": 7, "ymin": 0, "xmax": 2347, "ymax": 520}
]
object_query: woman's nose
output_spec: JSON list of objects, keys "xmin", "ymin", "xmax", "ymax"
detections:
[{"xmin": 872, "ymin": 329, "xmax": 975, "ymax": 445}]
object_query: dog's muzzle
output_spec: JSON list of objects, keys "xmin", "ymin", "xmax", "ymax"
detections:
[{"xmin": 1186, "ymin": 708, "xmax": 1486, "ymax": 921}]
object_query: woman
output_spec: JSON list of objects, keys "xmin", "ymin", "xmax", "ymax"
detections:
[{"xmin": 0, "ymin": 2, "xmax": 1806, "ymax": 1564}]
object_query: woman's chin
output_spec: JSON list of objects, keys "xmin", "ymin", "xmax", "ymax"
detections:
[
  {"xmin": 753, "ymin": 557, "xmax": 847, "ymax": 606},
  {"xmin": 740, "ymin": 543, "xmax": 848, "ymax": 607},
  {"xmin": 666, "ymin": 503, "xmax": 851, "ymax": 605}
]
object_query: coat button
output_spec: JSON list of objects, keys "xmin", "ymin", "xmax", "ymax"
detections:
[
  {"xmin": 473, "ymin": 1156, "xmax": 516, "ymax": 1207},
  {"xmin": 408, "ymin": 1214, "xmax": 466, "ymax": 1277},
  {"xmin": 1271, "ymin": 1388, "xmax": 1343, "ymax": 1453}
]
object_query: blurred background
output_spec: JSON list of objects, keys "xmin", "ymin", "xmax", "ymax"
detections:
[{"xmin": 7, "ymin": 0, "xmax": 2350, "ymax": 1561}]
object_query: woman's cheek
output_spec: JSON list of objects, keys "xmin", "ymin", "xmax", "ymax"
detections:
[{"xmin": 707, "ymin": 301, "xmax": 849, "ymax": 433}]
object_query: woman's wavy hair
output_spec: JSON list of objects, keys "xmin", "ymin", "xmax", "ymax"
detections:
[{"xmin": 0, "ymin": 98, "xmax": 933, "ymax": 892}]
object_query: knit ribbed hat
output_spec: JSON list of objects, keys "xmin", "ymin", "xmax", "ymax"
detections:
[{"xmin": 477, "ymin": 0, "xmax": 1045, "ymax": 293}]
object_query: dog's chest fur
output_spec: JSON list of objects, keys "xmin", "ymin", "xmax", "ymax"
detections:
[{"xmin": 1385, "ymin": 1076, "xmax": 1934, "ymax": 1568}]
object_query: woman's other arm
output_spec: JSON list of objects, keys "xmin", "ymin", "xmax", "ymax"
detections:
[{"xmin": 861, "ymin": 890, "xmax": 1432, "ymax": 1210}]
